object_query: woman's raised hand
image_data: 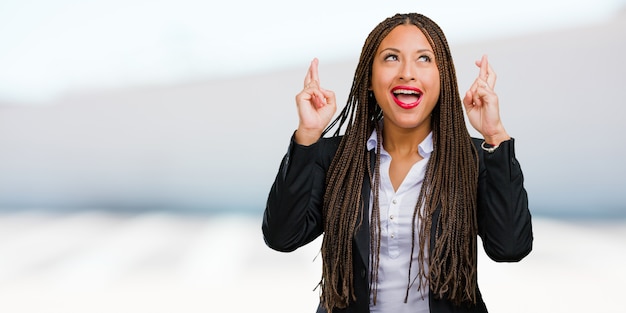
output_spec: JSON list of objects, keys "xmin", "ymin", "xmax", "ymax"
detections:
[
  {"xmin": 294, "ymin": 58, "xmax": 337, "ymax": 146},
  {"xmin": 462, "ymin": 55, "xmax": 510, "ymax": 146}
]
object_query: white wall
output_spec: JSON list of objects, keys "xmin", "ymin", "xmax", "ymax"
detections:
[{"xmin": 0, "ymin": 11, "xmax": 625, "ymax": 216}]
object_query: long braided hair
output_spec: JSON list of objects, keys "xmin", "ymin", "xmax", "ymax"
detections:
[{"xmin": 319, "ymin": 13, "xmax": 479, "ymax": 311}]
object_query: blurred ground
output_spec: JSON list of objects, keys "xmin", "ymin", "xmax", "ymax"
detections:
[{"xmin": 0, "ymin": 212, "xmax": 624, "ymax": 312}]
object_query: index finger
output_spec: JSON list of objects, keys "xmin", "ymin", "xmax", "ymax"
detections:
[
  {"xmin": 303, "ymin": 58, "xmax": 319, "ymax": 87},
  {"xmin": 310, "ymin": 58, "xmax": 320, "ymax": 84},
  {"xmin": 479, "ymin": 54, "xmax": 489, "ymax": 81}
]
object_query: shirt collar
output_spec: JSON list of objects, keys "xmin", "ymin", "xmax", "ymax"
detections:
[{"xmin": 366, "ymin": 126, "xmax": 434, "ymax": 158}]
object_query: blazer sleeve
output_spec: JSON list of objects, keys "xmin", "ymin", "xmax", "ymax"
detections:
[
  {"xmin": 262, "ymin": 135, "xmax": 339, "ymax": 252},
  {"xmin": 475, "ymin": 138, "xmax": 533, "ymax": 262}
]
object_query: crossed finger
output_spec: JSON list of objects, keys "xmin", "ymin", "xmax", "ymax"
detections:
[
  {"xmin": 304, "ymin": 58, "xmax": 321, "ymax": 89},
  {"xmin": 302, "ymin": 58, "xmax": 328, "ymax": 107},
  {"xmin": 478, "ymin": 54, "xmax": 497, "ymax": 90}
]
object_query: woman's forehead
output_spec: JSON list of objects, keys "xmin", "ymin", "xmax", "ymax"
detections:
[{"xmin": 376, "ymin": 25, "xmax": 433, "ymax": 53}]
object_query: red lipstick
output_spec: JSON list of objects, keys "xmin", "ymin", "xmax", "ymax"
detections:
[{"xmin": 391, "ymin": 86, "xmax": 422, "ymax": 109}]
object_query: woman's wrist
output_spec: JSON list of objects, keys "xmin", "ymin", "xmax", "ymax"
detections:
[
  {"xmin": 294, "ymin": 128, "xmax": 323, "ymax": 146},
  {"xmin": 483, "ymin": 132, "xmax": 511, "ymax": 147}
]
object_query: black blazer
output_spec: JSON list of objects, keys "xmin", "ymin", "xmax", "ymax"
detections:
[{"xmin": 263, "ymin": 135, "xmax": 533, "ymax": 313}]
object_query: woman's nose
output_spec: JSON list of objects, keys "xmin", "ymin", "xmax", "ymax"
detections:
[{"xmin": 399, "ymin": 62, "xmax": 416, "ymax": 81}]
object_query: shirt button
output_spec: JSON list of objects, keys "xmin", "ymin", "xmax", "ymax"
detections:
[
  {"xmin": 391, "ymin": 234, "xmax": 395, "ymax": 239},
  {"xmin": 390, "ymin": 215, "xmax": 395, "ymax": 220},
  {"xmin": 392, "ymin": 199, "xmax": 397, "ymax": 205}
]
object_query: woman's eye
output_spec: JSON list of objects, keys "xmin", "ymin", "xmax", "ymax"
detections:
[
  {"xmin": 384, "ymin": 54, "xmax": 399, "ymax": 61},
  {"xmin": 418, "ymin": 55, "xmax": 432, "ymax": 62}
]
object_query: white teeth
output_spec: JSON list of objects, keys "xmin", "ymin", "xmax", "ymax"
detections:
[{"xmin": 394, "ymin": 89, "xmax": 419, "ymax": 95}]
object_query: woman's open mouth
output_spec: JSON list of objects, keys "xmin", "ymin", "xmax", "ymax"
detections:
[{"xmin": 391, "ymin": 86, "xmax": 422, "ymax": 109}]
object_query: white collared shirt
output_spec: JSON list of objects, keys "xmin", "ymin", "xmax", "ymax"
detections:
[{"xmin": 366, "ymin": 128, "xmax": 433, "ymax": 313}]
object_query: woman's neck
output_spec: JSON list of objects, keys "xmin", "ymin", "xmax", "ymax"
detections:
[{"xmin": 381, "ymin": 120, "xmax": 431, "ymax": 157}]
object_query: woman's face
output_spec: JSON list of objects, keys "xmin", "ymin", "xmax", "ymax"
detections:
[{"xmin": 371, "ymin": 24, "xmax": 440, "ymax": 133}]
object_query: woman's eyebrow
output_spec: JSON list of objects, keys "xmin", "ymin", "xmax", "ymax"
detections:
[{"xmin": 378, "ymin": 47, "xmax": 434, "ymax": 54}]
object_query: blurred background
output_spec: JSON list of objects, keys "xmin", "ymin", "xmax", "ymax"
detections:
[{"xmin": 0, "ymin": 0, "xmax": 625, "ymax": 312}]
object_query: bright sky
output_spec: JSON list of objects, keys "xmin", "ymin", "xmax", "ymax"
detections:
[{"xmin": 0, "ymin": 0, "xmax": 624, "ymax": 104}]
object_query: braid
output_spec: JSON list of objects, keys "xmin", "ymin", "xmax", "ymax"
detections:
[
  {"xmin": 369, "ymin": 122, "xmax": 382, "ymax": 304},
  {"xmin": 319, "ymin": 13, "xmax": 479, "ymax": 311}
]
